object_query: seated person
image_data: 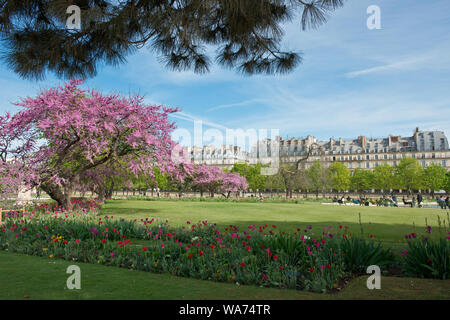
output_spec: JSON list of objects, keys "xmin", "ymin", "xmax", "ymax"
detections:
[
  {"xmin": 391, "ymin": 194, "xmax": 399, "ymax": 207},
  {"xmin": 402, "ymin": 196, "xmax": 412, "ymax": 206}
]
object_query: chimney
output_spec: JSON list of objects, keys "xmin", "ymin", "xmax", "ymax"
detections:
[
  {"xmin": 414, "ymin": 127, "xmax": 419, "ymax": 140},
  {"xmin": 359, "ymin": 136, "xmax": 366, "ymax": 149}
]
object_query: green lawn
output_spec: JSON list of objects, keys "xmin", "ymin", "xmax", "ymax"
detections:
[
  {"xmin": 101, "ymin": 200, "xmax": 450, "ymax": 248},
  {"xmin": 1, "ymin": 251, "xmax": 449, "ymax": 300}
]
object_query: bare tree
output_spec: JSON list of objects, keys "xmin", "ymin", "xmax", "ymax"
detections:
[{"xmin": 277, "ymin": 143, "xmax": 323, "ymax": 199}]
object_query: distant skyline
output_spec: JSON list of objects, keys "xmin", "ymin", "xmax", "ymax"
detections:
[{"xmin": 0, "ymin": 0, "xmax": 449, "ymax": 148}]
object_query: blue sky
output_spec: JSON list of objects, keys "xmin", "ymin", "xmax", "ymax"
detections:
[{"xmin": 0, "ymin": 0, "xmax": 449, "ymax": 150}]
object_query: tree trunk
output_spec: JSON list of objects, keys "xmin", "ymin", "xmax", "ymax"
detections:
[
  {"xmin": 40, "ymin": 181, "xmax": 72, "ymax": 209},
  {"xmin": 97, "ymin": 191, "xmax": 105, "ymax": 203},
  {"xmin": 105, "ymin": 185, "xmax": 114, "ymax": 200}
]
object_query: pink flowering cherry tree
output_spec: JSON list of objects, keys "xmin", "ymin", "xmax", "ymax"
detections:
[
  {"xmin": 78, "ymin": 160, "xmax": 135, "ymax": 202},
  {"xmin": 167, "ymin": 150, "xmax": 196, "ymax": 198},
  {"xmin": 192, "ymin": 165, "xmax": 248, "ymax": 198},
  {"xmin": 220, "ymin": 172, "xmax": 249, "ymax": 198},
  {"xmin": 192, "ymin": 165, "xmax": 224, "ymax": 197},
  {"xmin": 0, "ymin": 112, "xmax": 38, "ymax": 198},
  {"xmin": 0, "ymin": 80, "xmax": 178, "ymax": 208}
]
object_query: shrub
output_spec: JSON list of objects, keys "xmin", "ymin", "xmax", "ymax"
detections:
[
  {"xmin": 327, "ymin": 236, "xmax": 395, "ymax": 274},
  {"xmin": 401, "ymin": 236, "xmax": 449, "ymax": 280}
]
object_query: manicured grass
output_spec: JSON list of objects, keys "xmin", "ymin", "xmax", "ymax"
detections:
[
  {"xmin": 101, "ymin": 200, "xmax": 450, "ymax": 248},
  {"xmin": 1, "ymin": 251, "xmax": 449, "ymax": 300}
]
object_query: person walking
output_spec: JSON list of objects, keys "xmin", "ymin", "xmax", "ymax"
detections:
[
  {"xmin": 436, "ymin": 195, "xmax": 445, "ymax": 209},
  {"xmin": 417, "ymin": 193, "xmax": 423, "ymax": 208}
]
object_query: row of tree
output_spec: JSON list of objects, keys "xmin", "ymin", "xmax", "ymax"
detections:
[
  {"xmin": 122, "ymin": 164, "xmax": 248, "ymax": 199},
  {"xmin": 233, "ymin": 159, "xmax": 450, "ymax": 198},
  {"xmin": 74, "ymin": 157, "xmax": 450, "ymax": 200}
]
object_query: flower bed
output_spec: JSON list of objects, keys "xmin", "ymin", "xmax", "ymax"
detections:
[{"xmin": 0, "ymin": 203, "xmax": 448, "ymax": 293}]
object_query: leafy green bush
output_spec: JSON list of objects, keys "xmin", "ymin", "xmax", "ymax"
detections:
[
  {"xmin": 327, "ymin": 236, "xmax": 395, "ymax": 273},
  {"xmin": 401, "ymin": 237, "xmax": 449, "ymax": 280}
]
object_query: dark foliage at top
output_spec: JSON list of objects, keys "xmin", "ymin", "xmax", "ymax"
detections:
[{"xmin": 0, "ymin": 0, "xmax": 345, "ymax": 79}]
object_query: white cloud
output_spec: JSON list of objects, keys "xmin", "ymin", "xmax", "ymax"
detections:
[
  {"xmin": 207, "ymin": 98, "xmax": 270, "ymax": 112},
  {"xmin": 345, "ymin": 56, "xmax": 431, "ymax": 78}
]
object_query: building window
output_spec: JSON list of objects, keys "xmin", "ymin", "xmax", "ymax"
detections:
[
  {"xmin": 393, "ymin": 154, "xmax": 397, "ymax": 159},
  {"xmin": 384, "ymin": 154, "xmax": 388, "ymax": 160},
  {"xmin": 422, "ymin": 154, "xmax": 426, "ymax": 159},
  {"xmin": 365, "ymin": 162, "xmax": 370, "ymax": 168},
  {"xmin": 358, "ymin": 162, "xmax": 362, "ymax": 168},
  {"xmin": 443, "ymin": 160, "xmax": 447, "ymax": 167},
  {"xmin": 375, "ymin": 155, "xmax": 379, "ymax": 160},
  {"xmin": 422, "ymin": 161, "xmax": 426, "ymax": 167},
  {"xmin": 366, "ymin": 155, "xmax": 370, "ymax": 160}
]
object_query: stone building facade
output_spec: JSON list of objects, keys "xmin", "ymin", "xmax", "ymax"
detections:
[{"xmin": 183, "ymin": 128, "xmax": 450, "ymax": 172}]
